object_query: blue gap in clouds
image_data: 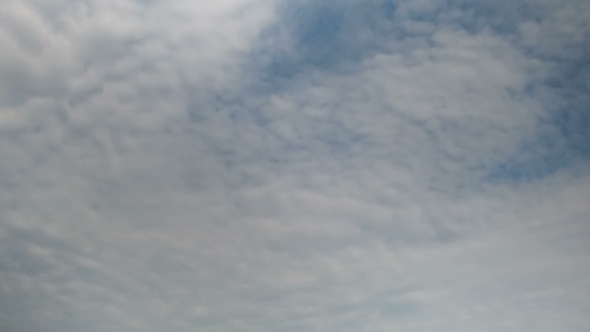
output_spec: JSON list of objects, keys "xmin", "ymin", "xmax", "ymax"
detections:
[
  {"xmin": 244, "ymin": 0, "xmax": 590, "ymax": 178},
  {"xmin": 248, "ymin": 0, "xmax": 537, "ymax": 94},
  {"xmin": 488, "ymin": 18, "xmax": 590, "ymax": 182},
  {"xmin": 252, "ymin": 0, "xmax": 400, "ymax": 90},
  {"xmin": 476, "ymin": 0, "xmax": 590, "ymax": 182},
  {"xmin": 488, "ymin": 81, "xmax": 590, "ymax": 182}
]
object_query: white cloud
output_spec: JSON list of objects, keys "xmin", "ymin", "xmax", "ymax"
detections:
[{"xmin": 0, "ymin": 0, "xmax": 589, "ymax": 331}]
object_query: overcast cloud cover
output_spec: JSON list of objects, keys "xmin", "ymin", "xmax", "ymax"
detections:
[{"xmin": 1, "ymin": 0, "xmax": 589, "ymax": 331}]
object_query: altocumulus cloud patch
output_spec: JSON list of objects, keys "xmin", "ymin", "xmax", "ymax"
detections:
[{"xmin": 0, "ymin": 0, "xmax": 590, "ymax": 332}]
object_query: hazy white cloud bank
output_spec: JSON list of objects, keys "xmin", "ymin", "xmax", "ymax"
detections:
[{"xmin": 0, "ymin": 0, "xmax": 589, "ymax": 331}]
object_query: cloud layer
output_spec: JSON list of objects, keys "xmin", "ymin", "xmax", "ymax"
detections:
[{"xmin": 1, "ymin": 0, "xmax": 589, "ymax": 331}]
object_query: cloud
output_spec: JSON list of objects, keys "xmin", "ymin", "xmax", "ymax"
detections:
[{"xmin": 0, "ymin": 0, "xmax": 589, "ymax": 331}]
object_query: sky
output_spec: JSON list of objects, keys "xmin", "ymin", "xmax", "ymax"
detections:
[{"xmin": 0, "ymin": 0, "xmax": 589, "ymax": 331}]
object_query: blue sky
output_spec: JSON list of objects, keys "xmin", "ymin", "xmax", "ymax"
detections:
[{"xmin": 0, "ymin": 0, "xmax": 589, "ymax": 331}]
